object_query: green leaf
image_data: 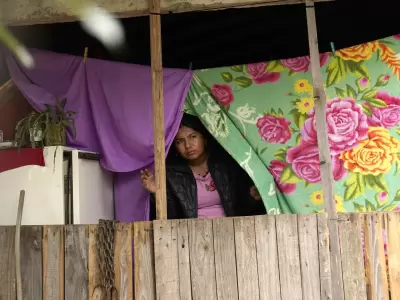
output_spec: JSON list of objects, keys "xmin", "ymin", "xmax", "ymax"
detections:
[
  {"xmin": 296, "ymin": 133, "xmax": 301, "ymax": 145},
  {"xmin": 344, "ymin": 60, "xmax": 369, "ymax": 78},
  {"xmin": 353, "ymin": 202, "xmax": 366, "ymax": 212},
  {"xmin": 366, "ymin": 98, "xmax": 387, "ymax": 108},
  {"xmin": 365, "ymin": 174, "xmax": 388, "ymax": 193},
  {"xmin": 365, "ymin": 199, "xmax": 376, "ymax": 212},
  {"xmin": 278, "ymin": 108, "xmax": 284, "ymax": 117},
  {"xmin": 362, "ymin": 104, "xmax": 373, "ymax": 117},
  {"xmin": 288, "ymin": 70, "xmax": 297, "ymax": 77},
  {"xmin": 361, "ymin": 89, "xmax": 378, "ymax": 101},
  {"xmin": 346, "ymin": 84, "xmax": 357, "ymax": 99},
  {"xmin": 382, "ymin": 204, "xmax": 399, "ymax": 211},
  {"xmin": 379, "ymin": 39, "xmax": 395, "ymax": 46},
  {"xmin": 334, "ymin": 87, "xmax": 346, "ymax": 98},
  {"xmin": 221, "ymin": 72, "xmax": 233, "ymax": 83},
  {"xmin": 326, "ymin": 57, "xmax": 346, "ymax": 87},
  {"xmin": 298, "ymin": 113, "xmax": 307, "ymax": 129},
  {"xmin": 271, "ymin": 108, "xmax": 277, "ymax": 116},
  {"xmin": 344, "ymin": 173, "xmax": 366, "ymax": 201},
  {"xmin": 394, "ymin": 189, "xmax": 400, "ymax": 201},
  {"xmin": 280, "ymin": 165, "xmax": 302, "ymax": 184},
  {"xmin": 231, "ymin": 65, "xmax": 244, "ymax": 72},
  {"xmin": 234, "ymin": 76, "xmax": 253, "ymax": 88},
  {"xmin": 266, "ymin": 60, "xmax": 286, "ymax": 72},
  {"xmin": 274, "ymin": 146, "xmax": 290, "ymax": 161},
  {"xmin": 260, "ymin": 147, "xmax": 268, "ymax": 155}
]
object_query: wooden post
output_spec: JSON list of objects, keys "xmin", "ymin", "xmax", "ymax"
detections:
[
  {"xmin": 149, "ymin": 0, "xmax": 167, "ymax": 220},
  {"xmin": 305, "ymin": 1, "xmax": 344, "ymax": 299}
]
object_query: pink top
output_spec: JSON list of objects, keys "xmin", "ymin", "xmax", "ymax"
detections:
[{"xmin": 194, "ymin": 172, "xmax": 226, "ymax": 219}]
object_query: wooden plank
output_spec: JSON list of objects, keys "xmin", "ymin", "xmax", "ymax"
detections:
[
  {"xmin": 364, "ymin": 214, "xmax": 389, "ymax": 300},
  {"xmin": 316, "ymin": 214, "xmax": 332, "ymax": 300},
  {"xmin": 134, "ymin": 221, "xmax": 156, "ymax": 300},
  {"xmin": 213, "ymin": 218, "xmax": 238, "ymax": 300},
  {"xmin": 234, "ymin": 216, "xmax": 259, "ymax": 300},
  {"xmin": 149, "ymin": 0, "xmax": 167, "ymax": 220},
  {"xmin": 88, "ymin": 225, "xmax": 103, "ymax": 299},
  {"xmin": 305, "ymin": 2, "xmax": 344, "ymax": 299},
  {"xmin": 254, "ymin": 215, "xmax": 281, "ymax": 300},
  {"xmin": 153, "ymin": 220, "xmax": 180, "ymax": 299},
  {"xmin": 298, "ymin": 214, "xmax": 321, "ymax": 300},
  {"xmin": 188, "ymin": 219, "xmax": 217, "ymax": 300},
  {"xmin": 114, "ymin": 223, "xmax": 133, "ymax": 300},
  {"xmin": 65, "ymin": 225, "xmax": 89, "ymax": 300},
  {"xmin": 1, "ymin": 0, "xmax": 335, "ymax": 26},
  {"xmin": 387, "ymin": 212, "xmax": 400, "ymax": 298},
  {"xmin": 43, "ymin": 226, "xmax": 64, "ymax": 300},
  {"xmin": 0, "ymin": 227, "xmax": 16, "ymax": 300},
  {"xmin": 339, "ymin": 214, "xmax": 367, "ymax": 300},
  {"xmin": 276, "ymin": 214, "xmax": 302, "ymax": 300},
  {"xmin": 20, "ymin": 226, "xmax": 42, "ymax": 300},
  {"xmin": 176, "ymin": 220, "xmax": 192, "ymax": 300}
]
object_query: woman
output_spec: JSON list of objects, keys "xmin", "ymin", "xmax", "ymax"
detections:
[{"xmin": 141, "ymin": 114, "xmax": 265, "ymax": 219}]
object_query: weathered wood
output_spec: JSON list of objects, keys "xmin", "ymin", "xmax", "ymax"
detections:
[
  {"xmin": 387, "ymin": 212, "xmax": 400, "ymax": 298},
  {"xmin": 364, "ymin": 214, "xmax": 389, "ymax": 300},
  {"xmin": 305, "ymin": 2, "xmax": 344, "ymax": 299},
  {"xmin": 176, "ymin": 220, "xmax": 192, "ymax": 300},
  {"xmin": 316, "ymin": 214, "xmax": 332, "ymax": 300},
  {"xmin": 213, "ymin": 218, "xmax": 238, "ymax": 300},
  {"xmin": 339, "ymin": 214, "xmax": 367, "ymax": 300},
  {"xmin": 20, "ymin": 226, "xmax": 42, "ymax": 300},
  {"xmin": 65, "ymin": 225, "xmax": 89, "ymax": 300},
  {"xmin": 88, "ymin": 225, "xmax": 102, "ymax": 299},
  {"xmin": 254, "ymin": 215, "xmax": 281, "ymax": 300},
  {"xmin": 133, "ymin": 222, "xmax": 156, "ymax": 300},
  {"xmin": 276, "ymin": 214, "xmax": 302, "ymax": 300},
  {"xmin": 188, "ymin": 219, "xmax": 217, "ymax": 300},
  {"xmin": 43, "ymin": 226, "xmax": 64, "ymax": 300},
  {"xmin": 153, "ymin": 220, "xmax": 180, "ymax": 299},
  {"xmin": 114, "ymin": 223, "xmax": 133, "ymax": 300},
  {"xmin": 298, "ymin": 214, "xmax": 321, "ymax": 300},
  {"xmin": 234, "ymin": 216, "xmax": 259, "ymax": 300},
  {"xmin": 1, "ymin": 0, "xmax": 335, "ymax": 26},
  {"xmin": 149, "ymin": 0, "xmax": 167, "ymax": 220},
  {"xmin": 0, "ymin": 227, "xmax": 16, "ymax": 300}
]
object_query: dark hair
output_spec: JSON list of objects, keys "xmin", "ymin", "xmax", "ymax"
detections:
[
  {"xmin": 179, "ymin": 113, "xmax": 209, "ymax": 137},
  {"xmin": 166, "ymin": 113, "xmax": 215, "ymax": 164}
]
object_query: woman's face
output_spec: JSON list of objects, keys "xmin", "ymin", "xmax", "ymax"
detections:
[{"xmin": 174, "ymin": 126, "xmax": 206, "ymax": 162}]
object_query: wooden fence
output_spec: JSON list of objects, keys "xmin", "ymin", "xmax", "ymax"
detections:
[{"xmin": 0, "ymin": 213, "xmax": 399, "ymax": 300}]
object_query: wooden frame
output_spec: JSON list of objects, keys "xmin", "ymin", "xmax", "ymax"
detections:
[{"xmin": 1, "ymin": 0, "xmax": 333, "ymax": 26}]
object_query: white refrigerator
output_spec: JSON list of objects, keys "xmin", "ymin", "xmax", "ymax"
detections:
[{"xmin": 0, "ymin": 146, "xmax": 114, "ymax": 225}]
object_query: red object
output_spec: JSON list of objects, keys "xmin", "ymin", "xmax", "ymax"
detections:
[{"xmin": 0, "ymin": 148, "xmax": 45, "ymax": 173}]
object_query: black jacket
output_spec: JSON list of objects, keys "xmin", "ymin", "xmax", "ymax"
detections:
[{"xmin": 150, "ymin": 153, "xmax": 265, "ymax": 219}]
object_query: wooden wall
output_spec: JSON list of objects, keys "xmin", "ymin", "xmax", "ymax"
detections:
[{"xmin": 0, "ymin": 213, "xmax": 399, "ymax": 300}]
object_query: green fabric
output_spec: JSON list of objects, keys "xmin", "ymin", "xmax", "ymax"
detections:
[{"xmin": 185, "ymin": 34, "xmax": 400, "ymax": 214}]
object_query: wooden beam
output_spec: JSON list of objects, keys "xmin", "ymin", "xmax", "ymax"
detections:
[
  {"xmin": 149, "ymin": 0, "xmax": 167, "ymax": 220},
  {"xmin": 2, "ymin": 0, "xmax": 333, "ymax": 26},
  {"xmin": 305, "ymin": 1, "xmax": 344, "ymax": 299}
]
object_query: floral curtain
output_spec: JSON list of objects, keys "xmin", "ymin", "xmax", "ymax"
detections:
[{"xmin": 185, "ymin": 34, "xmax": 400, "ymax": 214}]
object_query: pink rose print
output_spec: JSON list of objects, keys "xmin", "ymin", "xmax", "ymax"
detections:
[
  {"xmin": 393, "ymin": 34, "xmax": 400, "ymax": 40},
  {"xmin": 367, "ymin": 91, "xmax": 400, "ymax": 128},
  {"xmin": 268, "ymin": 160, "xmax": 296, "ymax": 194},
  {"xmin": 246, "ymin": 62, "xmax": 280, "ymax": 85},
  {"xmin": 211, "ymin": 84, "xmax": 234, "ymax": 106},
  {"xmin": 256, "ymin": 115, "xmax": 292, "ymax": 144},
  {"xmin": 301, "ymin": 98, "xmax": 368, "ymax": 155},
  {"xmin": 286, "ymin": 142, "xmax": 347, "ymax": 183},
  {"xmin": 280, "ymin": 53, "xmax": 329, "ymax": 73}
]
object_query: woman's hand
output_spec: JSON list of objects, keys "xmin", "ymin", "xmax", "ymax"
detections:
[
  {"xmin": 250, "ymin": 185, "xmax": 262, "ymax": 201},
  {"xmin": 140, "ymin": 169, "xmax": 156, "ymax": 194}
]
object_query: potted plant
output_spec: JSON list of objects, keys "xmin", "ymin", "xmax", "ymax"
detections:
[{"xmin": 14, "ymin": 97, "xmax": 76, "ymax": 147}]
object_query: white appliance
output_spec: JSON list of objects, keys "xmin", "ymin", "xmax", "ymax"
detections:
[{"xmin": 0, "ymin": 146, "xmax": 114, "ymax": 225}]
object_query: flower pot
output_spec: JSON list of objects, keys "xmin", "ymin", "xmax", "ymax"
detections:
[{"xmin": 45, "ymin": 124, "xmax": 66, "ymax": 146}]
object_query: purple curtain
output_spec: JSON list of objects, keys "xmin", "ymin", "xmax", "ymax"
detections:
[{"xmin": 7, "ymin": 49, "xmax": 193, "ymax": 222}]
